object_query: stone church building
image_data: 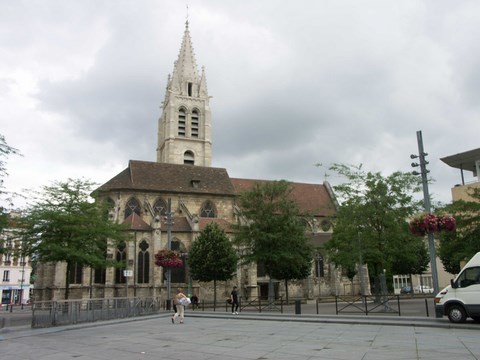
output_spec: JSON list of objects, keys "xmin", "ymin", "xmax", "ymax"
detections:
[{"xmin": 35, "ymin": 22, "xmax": 360, "ymax": 303}]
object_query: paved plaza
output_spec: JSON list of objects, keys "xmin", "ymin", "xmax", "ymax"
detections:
[{"xmin": 1, "ymin": 311, "xmax": 480, "ymax": 360}]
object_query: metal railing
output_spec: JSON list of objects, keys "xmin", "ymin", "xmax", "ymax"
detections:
[
  {"xmin": 183, "ymin": 297, "xmax": 284, "ymax": 313},
  {"xmin": 32, "ymin": 297, "xmax": 161, "ymax": 328},
  {"xmin": 334, "ymin": 295, "xmax": 401, "ymax": 316}
]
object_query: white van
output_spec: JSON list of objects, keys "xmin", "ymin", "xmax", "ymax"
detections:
[{"xmin": 435, "ymin": 252, "xmax": 480, "ymax": 323}]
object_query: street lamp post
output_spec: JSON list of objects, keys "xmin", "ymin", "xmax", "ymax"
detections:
[
  {"xmin": 316, "ymin": 253, "xmax": 323, "ymax": 297},
  {"xmin": 411, "ymin": 130, "xmax": 440, "ymax": 298},
  {"xmin": 165, "ymin": 198, "xmax": 174, "ymax": 310}
]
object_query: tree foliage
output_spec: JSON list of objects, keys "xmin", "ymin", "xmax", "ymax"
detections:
[
  {"xmin": 233, "ymin": 180, "xmax": 314, "ymax": 285},
  {"xmin": 437, "ymin": 187, "xmax": 480, "ymax": 274},
  {"xmin": 188, "ymin": 222, "xmax": 237, "ymax": 304},
  {"xmin": 0, "ymin": 134, "xmax": 21, "ymax": 236},
  {"xmin": 325, "ymin": 164, "xmax": 429, "ymax": 289},
  {"xmin": 18, "ymin": 178, "xmax": 128, "ymax": 299}
]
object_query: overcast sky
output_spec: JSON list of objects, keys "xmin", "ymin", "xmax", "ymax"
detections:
[{"xmin": 1, "ymin": 0, "xmax": 479, "ymax": 208}]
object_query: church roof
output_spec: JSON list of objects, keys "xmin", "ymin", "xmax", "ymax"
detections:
[
  {"xmin": 97, "ymin": 160, "xmax": 236, "ymax": 196},
  {"xmin": 230, "ymin": 178, "xmax": 336, "ymax": 217},
  {"xmin": 198, "ymin": 218, "xmax": 233, "ymax": 233},
  {"xmin": 123, "ymin": 212, "xmax": 153, "ymax": 231}
]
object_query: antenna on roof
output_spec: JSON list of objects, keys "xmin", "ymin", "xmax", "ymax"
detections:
[{"xmin": 186, "ymin": 4, "xmax": 189, "ymax": 26}]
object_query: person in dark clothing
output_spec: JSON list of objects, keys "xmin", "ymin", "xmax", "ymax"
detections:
[
  {"xmin": 230, "ymin": 286, "xmax": 239, "ymax": 314},
  {"xmin": 190, "ymin": 294, "xmax": 199, "ymax": 309}
]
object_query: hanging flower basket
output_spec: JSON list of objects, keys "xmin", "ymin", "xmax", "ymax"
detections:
[
  {"xmin": 154, "ymin": 249, "xmax": 184, "ymax": 268},
  {"xmin": 409, "ymin": 213, "xmax": 456, "ymax": 236}
]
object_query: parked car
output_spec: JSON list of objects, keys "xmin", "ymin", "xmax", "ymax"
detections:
[
  {"xmin": 435, "ymin": 252, "xmax": 480, "ymax": 323},
  {"xmin": 414, "ymin": 285, "xmax": 434, "ymax": 294},
  {"xmin": 400, "ymin": 286, "xmax": 413, "ymax": 294}
]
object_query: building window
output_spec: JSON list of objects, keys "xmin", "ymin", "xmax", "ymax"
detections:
[
  {"xmin": 184, "ymin": 151, "xmax": 194, "ymax": 165},
  {"xmin": 315, "ymin": 255, "xmax": 324, "ymax": 278},
  {"xmin": 124, "ymin": 198, "xmax": 140, "ymax": 219},
  {"xmin": 68, "ymin": 263, "xmax": 83, "ymax": 284},
  {"xmin": 153, "ymin": 198, "xmax": 167, "ymax": 216},
  {"xmin": 178, "ymin": 108, "xmax": 186, "ymax": 136},
  {"xmin": 188, "ymin": 82, "xmax": 193, "ymax": 96},
  {"xmin": 94, "ymin": 268, "xmax": 106, "ymax": 284},
  {"xmin": 170, "ymin": 240, "xmax": 185, "ymax": 283},
  {"xmin": 200, "ymin": 200, "xmax": 216, "ymax": 218},
  {"xmin": 115, "ymin": 243, "xmax": 127, "ymax": 284},
  {"xmin": 2, "ymin": 270, "xmax": 10, "ymax": 282},
  {"xmin": 257, "ymin": 263, "xmax": 266, "ymax": 277},
  {"xmin": 137, "ymin": 240, "xmax": 150, "ymax": 284},
  {"xmin": 191, "ymin": 110, "xmax": 199, "ymax": 138}
]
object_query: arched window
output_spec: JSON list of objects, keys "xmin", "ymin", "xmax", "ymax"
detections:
[
  {"xmin": 115, "ymin": 242, "xmax": 127, "ymax": 284},
  {"xmin": 124, "ymin": 198, "xmax": 140, "ymax": 219},
  {"xmin": 137, "ymin": 240, "xmax": 150, "ymax": 284},
  {"xmin": 153, "ymin": 198, "xmax": 167, "ymax": 216},
  {"xmin": 200, "ymin": 200, "xmax": 216, "ymax": 218},
  {"xmin": 191, "ymin": 109, "xmax": 199, "ymax": 138},
  {"xmin": 184, "ymin": 151, "xmax": 194, "ymax": 165},
  {"xmin": 170, "ymin": 240, "xmax": 186, "ymax": 283},
  {"xmin": 68, "ymin": 262, "xmax": 83, "ymax": 284},
  {"xmin": 178, "ymin": 108, "xmax": 186, "ymax": 136}
]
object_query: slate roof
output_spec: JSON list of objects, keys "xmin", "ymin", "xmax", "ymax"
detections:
[
  {"xmin": 230, "ymin": 178, "xmax": 336, "ymax": 217},
  {"xmin": 97, "ymin": 160, "xmax": 236, "ymax": 196}
]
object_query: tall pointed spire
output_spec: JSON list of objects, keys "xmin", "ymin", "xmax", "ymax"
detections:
[
  {"xmin": 157, "ymin": 21, "xmax": 212, "ymax": 167},
  {"xmin": 169, "ymin": 21, "xmax": 203, "ymax": 97}
]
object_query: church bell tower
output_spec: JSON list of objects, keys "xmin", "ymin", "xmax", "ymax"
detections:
[{"xmin": 156, "ymin": 21, "xmax": 212, "ymax": 166}]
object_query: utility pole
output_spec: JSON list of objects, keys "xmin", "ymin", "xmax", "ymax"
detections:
[{"xmin": 411, "ymin": 131, "xmax": 440, "ymax": 309}]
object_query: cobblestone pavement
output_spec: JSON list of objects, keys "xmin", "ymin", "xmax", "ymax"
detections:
[{"xmin": 1, "ymin": 311, "xmax": 480, "ymax": 360}]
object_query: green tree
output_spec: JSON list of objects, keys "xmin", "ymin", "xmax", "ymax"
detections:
[
  {"xmin": 188, "ymin": 222, "xmax": 237, "ymax": 306},
  {"xmin": 0, "ymin": 134, "xmax": 21, "ymax": 238},
  {"xmin": 325, "ymin": 164, "xmax": 428, "ymax": 294},
  {"xmin": 233, "ymin": 180, "xmax": 314, "ymax": 302},
  {"xmin": 18, "ymin": 178, "xmax": 128, "ymax": 299},
  {"xmin": 437, "ymin": 187, "xmax": 480, "ymax": 274}
]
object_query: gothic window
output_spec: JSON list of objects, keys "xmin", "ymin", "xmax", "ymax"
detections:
[
  {"xmin": 178, "ymin": 108, "xmax": 186, "ymax": 136},
  {"xmin": 68, "ymin": 262, "xmax": 83, "ymax": 284},
  {"xmin": 315, "ymin": 255, "xmax": 325, "ymax": 278},
  {"xmin": 170, "ymin": 240, "xmax": 185, "ymax": 283},
  {"xmin": 184, "ymin": 151, "xmax": 194, "ymax": 165},
  {"xmin": 137, "ymin": 240, "xmax": 150, "ymax": 284},
  {"xmin": 200, "ymin": 200, "xmax": 216, "ymax": 218},
  {"xmin": 124, "ymin": 198, "xmax": 140, "ymax": 219},
  {"xmin": 188, "ymin": 82, "xmax": 193, "ymax": 96},
  {"xmin": 94, "ymin": 247, "xmax": 107, "ymax": 284},
  {"xmin": 257, "ymin": 262, "xmax": 266, "ymax": 277},
  {"xmin": 94, "ymin": 267, "xmax": 106, "ymax": 284},
  {"xmin": 153, "ymin": 198, "xmax": 167, "ymax": 216},
  {"xmin": 191, "ymin": 109, "xmax": 199, "ymax": 138},
  {"xmin": 320, "ymin": 219, "xmax": 332, "ymax": 232},
  {"xmin": 115, "ymin": 242, "xmax": 127, "ymax": 284}
]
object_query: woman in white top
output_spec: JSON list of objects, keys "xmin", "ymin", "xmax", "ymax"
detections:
[{"xmin": 172, "ymin": 288, "xmax": 187, "ymax": 324}]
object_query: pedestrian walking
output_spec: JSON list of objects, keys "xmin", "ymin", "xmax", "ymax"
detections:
[
  {"xmin": 172, "ymin": 288, "xmax": 189, "ymax": 324},
  {"xmin": 230, "ymin": 286, "xmax": 239, "ymax": 314}
]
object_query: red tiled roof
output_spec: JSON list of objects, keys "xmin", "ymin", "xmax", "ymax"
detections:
[
  {"xmin": 230, "ymin": 178, "xmax": 336, "ymax": 217},
  {"xmin": 198, "ymin": 218, "xmax": 233, "ymax": 233},
  {"xmin": 123, "ymin": 213, "xmax": 153, "ymax": 231}
]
